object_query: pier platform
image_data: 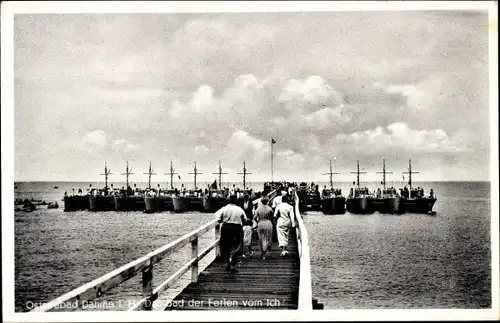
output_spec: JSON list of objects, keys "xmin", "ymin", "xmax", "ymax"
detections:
[
  {"xmin": 166, "ymin": 230, "xmax": 299, "ymax": 310},
  {"xmin": 31, "ymin": 190, "xmax": 314, "ymax": 313}
]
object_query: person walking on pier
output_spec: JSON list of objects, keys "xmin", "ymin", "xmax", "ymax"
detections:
[
  {"xmin": 242, "ymin": 194, "xmax": 253, "ymax": 221},
  {"xmin": 215, "ymin": 194, "xmax": 248, "ymax": 272},
  {"xmin": 274, "ymin": 195, "xmax": 296, "ymax": 256},
  {"xmin": 253, "ymin": 196, "xmax": 273, "ymax": 259}
]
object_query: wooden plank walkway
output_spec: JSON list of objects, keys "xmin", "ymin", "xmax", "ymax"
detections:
[
  {"xmin": 30, "ymin": 190, "xmax": 316, "ymax": 312},
  {"xmin": 166, "ymin": 229, "xmax": 299, "ymax": 310}
]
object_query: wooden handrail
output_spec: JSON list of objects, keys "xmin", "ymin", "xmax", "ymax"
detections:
[
  {"xmin": 294, "ymin": 191, "xmax": 313, "ymax": 310},
  {"xmin": 31, "ymin": 219, "xmax": 220, "ymax": 312},
  {"xmin": 31, "ymin": 188, "xmax": 284, "ymax": 312},
  {"xmin": 127, "ymin": 238, "xmax": 220, "ymax": 311}
]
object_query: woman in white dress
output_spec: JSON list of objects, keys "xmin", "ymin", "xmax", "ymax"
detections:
[{"xmin": 273, "ymin": 195, "xmax": 296, "ymax": 256}]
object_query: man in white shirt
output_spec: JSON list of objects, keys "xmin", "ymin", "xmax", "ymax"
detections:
[
  {"xmin": 215, "ymin": 194, "xmax": 247, "ymax": 272},
  {"xmin": 273, "ymin": 195, "xmax": 296, "ymax": 256},
  {"xmin": 272, "ymin": 190, "xmax": 287, "ymax": 209}
]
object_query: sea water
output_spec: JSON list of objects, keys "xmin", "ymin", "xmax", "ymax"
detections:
[{"xmin": 13, "ymin": 181, "xmax": 491, "ymax": 311}]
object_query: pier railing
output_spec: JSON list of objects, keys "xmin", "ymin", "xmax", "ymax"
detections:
[
  {"xmin": 31, "ymin": 219, "xmax": 221, "ymax": 312},
  {"xmin": 32, "ymin": 189, "xmax": 281, "ymax": 312},
  {"xmin": 293, "ymin": 191, "xmax": 313, "ymax": 310}
]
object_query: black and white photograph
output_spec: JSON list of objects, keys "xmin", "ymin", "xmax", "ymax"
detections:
[{"xmin": 2, "ymin": 1, "xmax": 498, "ymax": 321}]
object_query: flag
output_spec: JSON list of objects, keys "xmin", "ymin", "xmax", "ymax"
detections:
[
  {"xmin": 178, "ymin": 175, "xmax": 181, "ymax": 180},
  {"xmin": 211, "ymin": 180, "xmax": 217, "ymax": 189},
  {"xmin": 271, "ymin": 138, "xmax": 276, "ymax": 144},
  {"xmin": 402, "ymin": 174, "xmax": 405, "ymax": 180}
]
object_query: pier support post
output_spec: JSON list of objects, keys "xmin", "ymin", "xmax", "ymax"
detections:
[
  {"xmin": 141, "ymin": 261, "xmax": 153, "ymax": 310},
  {"xmin": 214, "ymin": 224, "xmax": 220, "ymax": 258},
  {"xmin": 191, "ymin": 237, "xmax": 199, "ymax": 282}
]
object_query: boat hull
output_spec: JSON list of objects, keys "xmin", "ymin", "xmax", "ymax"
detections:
[
  {"xmin": 144, "ymin": 196, "xmax": 158, "ymax": 213},
  {"xmin": 172, "ymin": 196, "xmax": 188, "ymax": 213},
  {"xmin": 187, "ymin": 197, "xmax": 203, "ymax": 212},
  {"xmin": 89, "ymin": 195, "xmax": 115, "ymax": 211},
  {"xmin": 373, "ymin": 196, "xmax": 403, "ymax": 213},
  {"xmin": 321, "ymin": 196, "xmax": 346, "ymax": 214},
  {"xmin": 158, "ymin": 196, "xmax": 173, "ymax": 212},
  {"xmin": 202, "ymin": 197, "xmax": 228, "ymax": 213},
  {"xmin": 144, "ymin": 196, "xmax": 172, "ymax": 213},
  {"xmin": 402, "ymin": 197, "xmax": 437, "ymax": 213},
  {"xmin": 63, "ymin": 195, "xmax": 90, "ymax": 212},
  {"xmin": 114, "ymin": 196, "xmax": 145, "ymax": 211},
  {"xmin": 346, "ymin": 197, "xmax": 374, "ymax": 214}
]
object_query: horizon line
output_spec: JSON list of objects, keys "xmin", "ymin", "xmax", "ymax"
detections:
[{"xmin": 13, "ymin": 179, "xmax": 492, "ymax": 183}]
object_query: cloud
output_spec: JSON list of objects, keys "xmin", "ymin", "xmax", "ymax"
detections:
[
  {"xmin": 13, "ymin": 12, "xmax": 489, "ymax": 181},
  {"xmin": 112, "ymin": 139, "xmax": 137, "ymax": 153},
  {"xmin": 302, "ymin": 104, "xmax": 351, "ymax": 128},
  {"xmin": 386, "ymin": 74, "xmax": 445, "ymax": 110},
  {"xmin": 194, "ymin": 145, "xmax": 210, "ymax": 154},
  {"xmin": 228, "ymin": 130, "xmax": 268, "ymax": 151},
  {"xmin": 333, "ymin": 122, "xmax": 471, "ymax": 155},
  {"xmin": 279, "ymin": 75, "xmax": 344, "ymax": 105},
  {"xmin": 81, "ymin": 130, "xmax": 107, "ymax": 150}
]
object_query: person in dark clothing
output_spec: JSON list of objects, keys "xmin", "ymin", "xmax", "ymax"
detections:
[
  {"xmin": 215, "ymin": 194, "xmax": 247, "ymax": 272},
  {"xmin": 242, "ymin": 194, "xmax": 253, "ymax": 221}
]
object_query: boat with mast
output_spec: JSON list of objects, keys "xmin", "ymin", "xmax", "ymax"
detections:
[
  {"xmin": 372, "ymin": 159, "xmax": 402, "ymax": 213},
  {"xmin": 187, "ymin": 161, "xmax": 204, "ymax": 211},
  {"xmin": 63, "ymin": 188, "xmax": 90, "ymax": 212},
  {"xmin": 346, "ymin": 160, "xmax": 374, "ymax": 214},
  {"xmin": 400, "ymin": 159, "xmax": 437, "ymax": 213},
  {"xmin": 236, "ymin": 160, "xmax": 254, "ymax": 207},
  {"xmin": 320, "ymin": 159, "xmax": 346, "ymax": 214},
  {"xmin": 156, "ymin": 161, "xmax": 177, "ymax": 211},
  {"xmin": 114, "ymin": 162, "xmax": 145, "ymax": 211},
  {"xmin": 89, "ymin": 162, "xmax": 115, "ymax": 211},
  {"xmin": 143, "ymin": 161, "xmax": 159, "ymax": 213},
  {"xmin": 203, "ymin": 161, "xmax": 229, "ymax": 213},
  {"xmin": 173, "ymin": 161, "xmax": 203, "ymax": 212}
]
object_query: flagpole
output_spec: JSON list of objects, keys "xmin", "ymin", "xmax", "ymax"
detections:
[{"xmin": 271, "ymin": 139, "xmax": 274, "ymax": 183}]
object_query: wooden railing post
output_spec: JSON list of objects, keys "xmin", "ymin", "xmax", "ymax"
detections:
[
  {"xmin": 142, "ymin": 261, "xmax": 153, "ymax": 311},
  {"xmin": 214, "ymin": 224, "xmax": 220, "ymax": 258},
  {"xmin": 31, "ymin": 219, "xmax": 221, "ymax": 313},
  {"xmin": 191, "ymin": 237, "xmax": 199, "ymax": 282}
]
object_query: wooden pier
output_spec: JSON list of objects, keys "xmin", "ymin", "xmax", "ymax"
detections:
[
  {"xmin": 31, "ymin": 190, "xmax": 314, "ymax": 312},
  {"xmin": 166, "ymin": 229, "xmax": 299, "ymax": 310}
]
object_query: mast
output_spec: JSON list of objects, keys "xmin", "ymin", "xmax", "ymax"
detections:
[
  {"xmin": 271, "ymin": 139, "xmax": 274, "ymax": 182},
  {"xmin": 143, "ymin": 161, "xmax": 157, "ymax": 189},
  {"xmin": 237, "ymin": 160, "xmax": 252, "ymax": 189},
  {"xmin": 188, "ymin": 161, "xmax": 203, "ymax": 189},
  {"xmin": 322, "ymin": 159, "xmax": 339, "ymax": 189},
  {"xmin": 99, "ymin": 162, "xmax": 112, "ymax": 194},
  {"xmin": 164, "ymin": 161, "xmax": 178, "ymax": 190},
  {"xmin": 350, "ymin": 159, "xmax": 366, "ymax": 187},
  {"xmin": 212, "ymin": 160, "xmax": 227, "ymax": 189},
  {"xmin": 120, "ymin": 161, "xmax": 134, "ymax": 192},
  {"xmin": 376, "ymin": 159, "xmax": 393, "ymax": 190},
  {"xmin": 402, "ymin": 159, "xmax": 419, "ymax": 196}
]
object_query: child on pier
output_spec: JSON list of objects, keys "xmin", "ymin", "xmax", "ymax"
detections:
[{"xmin": 242, "ymin": 219, "xmax": 255, "ymax": 258}]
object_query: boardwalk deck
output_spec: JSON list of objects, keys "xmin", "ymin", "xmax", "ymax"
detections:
[
  {"xmin": 30, "ymin": 190, "xmax": 314, "ymax": 313},
  {"xmin": 166, "ymin": 230, "xmax": 299, "ymax": 310}
]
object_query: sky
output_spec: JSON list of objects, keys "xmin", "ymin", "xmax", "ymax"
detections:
[{"xmin": 13, "ymin": 9, "xmax": 491, "ymax": 183}]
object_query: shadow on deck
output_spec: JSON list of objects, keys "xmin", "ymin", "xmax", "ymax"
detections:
[{"xmin": 166, "ymin": 230, "xmax": 299, "ymax": 310}]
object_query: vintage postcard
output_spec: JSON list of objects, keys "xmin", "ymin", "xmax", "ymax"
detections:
[{"xmin": 2, "ymin": 1, "xmax": 498, "ymax": 322}]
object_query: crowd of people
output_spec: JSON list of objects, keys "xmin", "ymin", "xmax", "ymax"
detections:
[
  {"xmin": 64, "ymin": 183, "xmax": 259, "ymax": 199},
  {"xmin": 321, "ymin": 185, "xmax": 342, "ymax": 197},
  {"xmin": 375, "ymin": 187, "xmax": 398, "ymax": 198},
  {"xmin": 214, "ymin": 187, "xmax": 297, "ymax": 272},
  {"xmin": 400, "ymin": 186, "xmax": 429, "ymax": 199}
]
